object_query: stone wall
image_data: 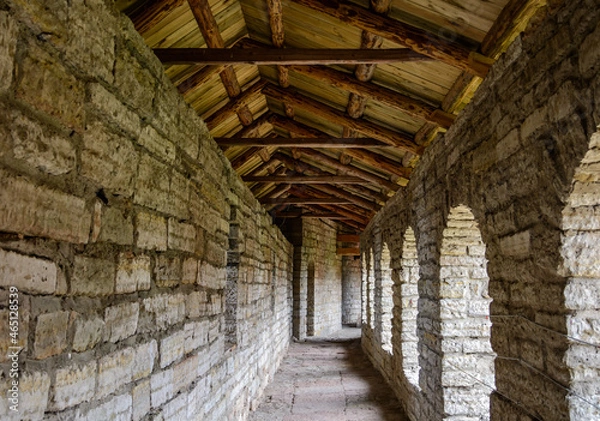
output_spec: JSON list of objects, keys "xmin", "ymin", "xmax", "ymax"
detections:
[
  {"xmin": 302, "ymin": 218, "xmax": 342, "ymax": 337},
  {"xmin": 0, "ymin": 1, "xmax": 293, "ymax": 420},
  {"xmin": 285, "ymin": 218, "xmax": 342, "ymax": 338},
  {"xmin": 361, "ymin": 1, "xmax": 600, "ymax": 420},
  {"xmin": 342, "ymin": 256, "xmax": 361, "ymax": 326}
]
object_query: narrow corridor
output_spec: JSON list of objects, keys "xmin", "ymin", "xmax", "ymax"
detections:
[{"xmin": 249, "ymin": 328, "xmax": 409, "ymax": 421}]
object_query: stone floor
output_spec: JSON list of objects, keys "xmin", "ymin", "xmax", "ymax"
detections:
[{"xmin": 248, "ymin": 327, "xmax": 409, "ymax": 421}]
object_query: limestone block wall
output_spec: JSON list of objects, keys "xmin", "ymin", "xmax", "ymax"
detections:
[
  {"xmin": 361, "ymin": 1, "xmax": 600, "ymax": 420},
  {"xmin": 0, "ymin": 1, "xmax": 293, "ymax": 420},
  {"xmin": 302, "ymin": 218, "xmax": 342, "ymax": 337},
  {"xmin": 342, "ymin": 256, "xmax": 361, "ymax": 326},
  {"xmin": 285, "ymin": 218, "xmax": 342, "ymax": 338}
]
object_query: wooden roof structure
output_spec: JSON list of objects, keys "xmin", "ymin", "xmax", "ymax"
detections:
[{"xmin": 117, "ymin": 0, "xmax": 545, "ymax": 235}]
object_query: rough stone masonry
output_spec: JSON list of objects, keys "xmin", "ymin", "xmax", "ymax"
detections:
[
  {"xmin": 361, "ymin": 1, "xmax": 600, "ymax": 420},
  {"xmin": 0, "ymin": 0, "xmax": 294, "ymax": 419}
]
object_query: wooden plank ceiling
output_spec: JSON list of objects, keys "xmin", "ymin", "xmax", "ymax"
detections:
[{"xmin": 117, "ymin": 0, "xmax": 546, "ymax": 234}]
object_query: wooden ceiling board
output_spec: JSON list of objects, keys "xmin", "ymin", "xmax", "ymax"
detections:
[{"xmin": 389, "ymin": 0, "xmax": 509, "ymax": 43}]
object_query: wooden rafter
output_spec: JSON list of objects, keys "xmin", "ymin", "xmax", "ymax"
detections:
[
  {"xmin": 289, "ymin": 0, "xmax": 493, "ymax": 77},
  {"xmin": 204, "ymin": 79, "xmax": 267, "ymax": 130},
  {"xmin": 309, "ymin": 184, "xmax": 381, "ymax": 212},
  {"xmin": 342, "ymin": 149, "xmax": 411, "ymax": 179},
  {"xmin": 186, "ymin": 0, "xmax": 254, "ymax": 126},
  {"xmin": 297, "ymin": 149, "xmax": 399, "ymax": 192},
  {"xmin": 263, "ymin": 84, "xmax": 422, "ymax": 154},
  {"xmin": 128, "ymin": 0, "xmax": 184, "ymax": 33},
  {"xmin": 230, "ymin": 113, "xmax": 273, "ymax": 138},
  {"xmin": 215, "ymin": 137, "xmax": 391, "ymax": 148},
  {"xmin": 260, "ymin": 197, "xmax": 354, "ymax": 205},
  {"xmin": 272, "ymin": 153, "xmax": 389, "ymax": 204},
  {"xmin": 243, "ymin": 175, "xmax": 364, "ymax": 184},
  {"xmin": 153, "ymin": 47, "xmax": 429, "ymax": 65},
  {"xmin": 292, "ymin": 186, "xmax": 374, "ymax": 220},
  {"xmin": 273, "ymin": 211, "xmax": 352, "ymax": 219},
  {"xmin": 337, "ymin": 234, "xmax": 360, "ymax": 242},
  {"xmin": 288, "ymin": 65, "xmax": 455, "ymax": 128}
]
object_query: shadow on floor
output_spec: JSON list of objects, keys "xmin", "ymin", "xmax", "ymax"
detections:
[{"xmin": 249, "ymin": 327, "xmax": 408, "ymax": 421}]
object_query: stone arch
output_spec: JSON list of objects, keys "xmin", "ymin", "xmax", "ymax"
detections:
[
  {"xmin": 440, "ymin": 205, "xmax": 495, "ymax": 420},
  {"xmin": 379, "ymin": 242, "xmax": 393, "ymax": 353},
  {"xmin": 396, "ymin": 227, "xmax": 420, "ymax": 388},
  {"xmin": 561, "ymin": 131, "xmax": 600, "ymax": 420}
]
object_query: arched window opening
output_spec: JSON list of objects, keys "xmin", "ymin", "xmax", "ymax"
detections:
[
  {"xmin": 379, "ymin": 243, "xmax": 393, "ymax": 353},
  {"xmin": 398, "ymin": 227, "xmax": 420, "ymax": 388},
  {"xmin": 440, "ymin": 206, "xmax": 495, "ymax": 420},
  {"xmin": 562, "ymin": 132, "xmax": 600, "ymax": 420}
]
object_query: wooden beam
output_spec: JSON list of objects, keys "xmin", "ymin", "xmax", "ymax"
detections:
[
  {"xmin": 176, "ymin": 65, "xmax": 224, "ymax": 95},
  {"xmin": 186, "ymin": 0, "xmax": 254, "ymax": 125},
  {"xmin": 269, "ymin": 114, "xmax": 330, "ymax": 138},
  {"xmin": 243, "ymin": 175, "xmax": 365, "ymax": 184},
  {"xmin": 272, "ymin": 153, "xmax": 389, "ymax": 204},
  {"xmin": 310, "ymin": 184, "xmax": 381, "ymax": 212},
  {"xmin": 204, "ymin": 79, "xmax": 267, "ymax": 130},
  {"xmin": 216, "ymin": 136, "xmax": 392, "ymax": 148},
  {"xmin": 337, "ymin": 234, "xmax": 360, "ymax": 242},
  {"xmin": 260, "ymin": 197, "xmax": 354, "ymax": 205},
  {"xmin": 263, "ymin": 84, "xmax": 422, "ymax": 154},
  {"xmin": 337, "ymin": 247, "xmax": 360, "ymax": 256},
  {"xmin": 273, "ymin": 211, "xmax": 351, "ymax": 219},
  {"xmin": 128, "ymin": 0, "xmax": 184, "ymax": 34},
  {"xmin": 289, "ymin": 65, "xmax": 455, "ymax": 128},
  {"xmin": 298, "ymin": 149, "xmax": 399, "ymax": 192},
  {"xmin": 289, "ymin": 188, "xmax": 372, "ymax": 224},
  {"xmin": 230, "ymin": 112, "xmax": 273, "ymax": 138},
  {"xmin": 231, "ymin": 147, "xmax": 262, "ymax": 170},
  {"xmin": 290, "ymin": 0, "xmax": 492, "ymax": 77},
  {"xmin": 343, "ymin": 149, "xmax": 411, "ymax": 179},
  {"xmin": 153, "ymin": 47, "xmax": 429, "ymax": 65}
]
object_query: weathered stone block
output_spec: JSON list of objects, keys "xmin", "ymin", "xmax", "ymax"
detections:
[
  {"xmin": 96, "ymin": 205, "xmax": 134, "ymax": 245},
  {"xmin": 168, "ymin": 219, "xmax": 197, "ymax": 253},
  {"xmin": 139, "ymin": 124, "xmax": 176, "ymax": 162},
  {"xmin": 174, "ymin": 353, "xmax": 199, "ymax": 393},
  {"xmin": 136, "ymin": 211, "xmax": 167, "ymax": 251},
  {"xmin": 65, "ymin": 0, "xmax": 115, "ymax": 83},
  {"xmin": 0, "ymin": 169, "xmax": 90, "ymax": 243},
  {"xmin": 83, "ymin": 393, "xmax": 132, "ymax": 420},
  {"xmin": 500, "ymin": 231, "xmax": 531, "ymax": 258},
  {"xmin": 199, "ymin": 261, "xmax": 227, "ymax": 290},
  {"xmin": 51, "ymin": 361, "xmax": 96, "ymax": 410},
  {"xmin": 142, "ymin": 293, "xmax": 186, "ymax": 330},
  {"xmin": 81, "ymin": 122, "xmax": 138, "ymax": 196},
  {"xmin": 87, "ymin": 83, "xmax": 141, "ymax": 136},
  {"xmin": 16, "ymin": 41, "xmax": 85, "ymax": 131},
  {"xmin": 8, "ymin": 0, "xmax": 68, "ymax": 46},
  {"xmin": 103, "ymin": 301, "xmax": 139, "ymax": 343},
  {"xmin": 33, "ymin": 311, "xmax": 70, "ymax": 359},
  {"xmin": 579, "ymin": 21, "xmax": 600, "ymax": 78},
  {"xmin": 0, "ymin": 292, "xmax": 30, "ymax": 362},
  {"xmin": 71, "ymin": 255, "xmax": 115, "ymax": 296},
  {"xmin": 72, "ymin": 315, "xmax": 104, "ymax": 352},
  {"xmin": 97, "ymin": 347, "xmax": 134, "ymax": 398},
  {"xmin": 185, "ymin": 291, "xmax": 207, "ymax": 319},
  {"xmin": 154, "ymin": 255, "xmax": 181, "ymax": 288},
  {"xmin": 114, "ymin": 46, "xmax": 155, "ymax": 116},
  {"xmin": 10, "ymin": 113, "xmax": 76, "ymax": 175},
  {"xmin": 163, "ymin": 390, "xmax": 188, "ymax": 420},
  {"xmin": 182, "ymin": 258, "xmax": 199, "ymax": 284},
  {"xmin": 169, "ymin": 170, "xmax": 191, "ymax": 219},
  {"xmin": 150, "ymin": 368, "xmax": 173, "ymax": 408},
  {"xmin": 116, "ymin": 253, "xmax": 151, "ymax": 293},
  {"xmin": 134, "ymin": 154, "xmax": 171, "ymax": 213},
  {"xmin": 0, "ymin": 11, "xmax": 17, "ymax": 93},
  {"xmin": 184, "ymin": 320, "xmax": 209, "ymax": 353},
  {"xmin": 0, "ymin": 371, "xmax": 50, "ymax": 420},
  {"xmin": 133, "ymin": 340, "xmax": 157, "ymax": 380},
  {"xmin": 132, "ymin": 379, "xmax": 150, "ymax": 421},
  {"xmin": 160, "ymin": 329, "xmax": 185, "ymax": 368},
  {"xmin": 0, "ymin": 249, "xmax": 57, "ymax": 294}
]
